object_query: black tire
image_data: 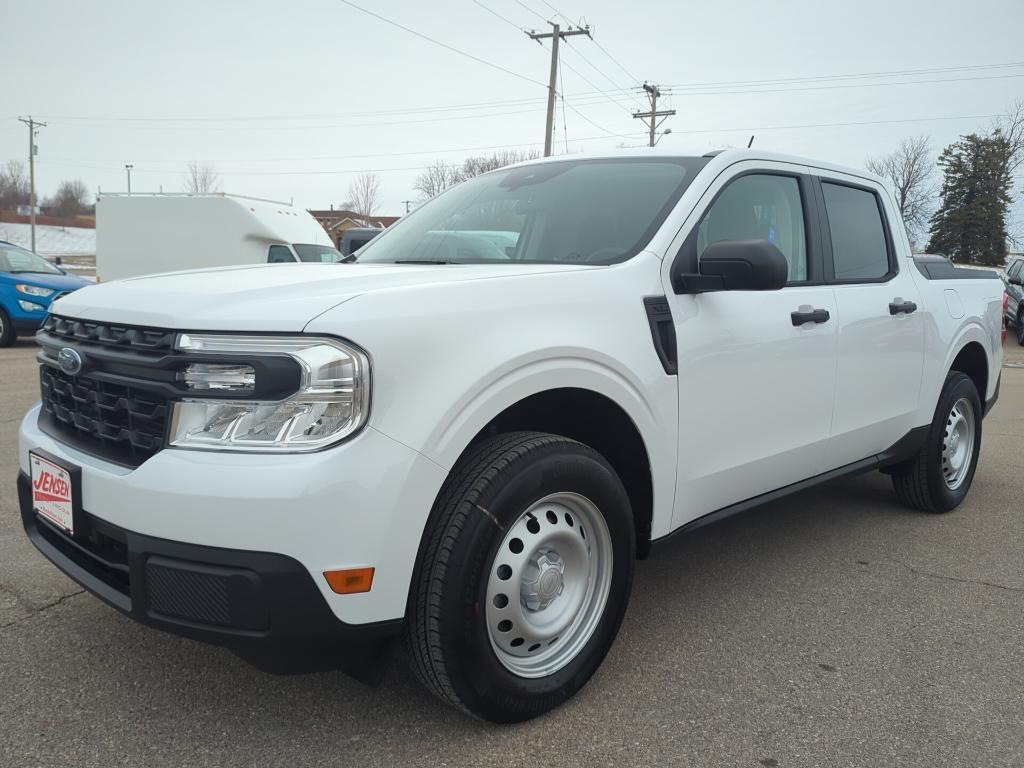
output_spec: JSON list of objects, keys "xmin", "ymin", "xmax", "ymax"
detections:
[
  {"xmin": 891, "ymin": 371, "xmax": 982, "ymax": 513},
  {"xmin": 405, "ymin": 431, "xmax": 635, "ymax": 723},
  {"xmin": 0, "ymin": 308, "xmax": 15, "ymax": 347},
  {"xmin": 1017, "ymin": 310, "xmax": 1024, "ymax": 345}
]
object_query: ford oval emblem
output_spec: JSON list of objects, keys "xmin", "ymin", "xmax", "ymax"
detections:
[{"xmin": 57, "ymin": 347, "xmax": 83, "ymax": 376}]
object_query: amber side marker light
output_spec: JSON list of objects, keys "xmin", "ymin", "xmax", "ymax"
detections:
[{"xmin": 324, "ymin": 567, "xmax": 375, "ymax": 594}]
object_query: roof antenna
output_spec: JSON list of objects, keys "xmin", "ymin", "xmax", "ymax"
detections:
[{"xmin": 747, "ymin": 135, "xmax": 755, "ymax": 148}]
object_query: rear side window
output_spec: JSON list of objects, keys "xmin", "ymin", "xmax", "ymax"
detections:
[
  {"xmin": 1009, "ymin": 260, "xmax": 1022, "ymax": 278},
  {"xmin": 821, "ymin": 182, "xmax": 891, "ymax": 281}
]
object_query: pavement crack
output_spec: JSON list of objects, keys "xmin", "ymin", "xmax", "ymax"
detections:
[
  {"xmin": 0, "ymin": 588, "xmax": 86, "ymax": 629},
  {"xmin": 891, "ymin": 560, "xmax": 1024, "ymax": 593}
]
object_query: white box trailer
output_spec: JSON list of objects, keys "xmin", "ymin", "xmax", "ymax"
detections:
[{"xmin": 95, "ymin": 193, "xmax": 341, "ymax": 281}]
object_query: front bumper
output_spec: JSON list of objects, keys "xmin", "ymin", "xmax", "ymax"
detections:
[
  {"xmin": 17, "ymin": 471, "xmax": 400, "ymax": 677},
  {"xmin": 18, "ymin": 403, "xmax": 449, "ymax": 640}
]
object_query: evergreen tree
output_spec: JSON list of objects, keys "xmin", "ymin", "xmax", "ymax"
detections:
[{"xmin": 927, "ymin": 131, "xmax": 1012, "ymax": 265}]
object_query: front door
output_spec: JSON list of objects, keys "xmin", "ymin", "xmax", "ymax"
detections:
[{"xmin": 663, "ymin": 163, "xmax": 838, "ymax": 528}]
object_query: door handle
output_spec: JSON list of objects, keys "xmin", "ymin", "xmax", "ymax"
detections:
[
  {"xmin": 889, "ymin": 300, "xmax": 918, "ymax": 315},
  {"xmin": 791, "ymin": 308, "xmax": 831, "ymax": 326}
]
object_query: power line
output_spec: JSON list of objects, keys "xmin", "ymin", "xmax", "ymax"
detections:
[
  {"xmin": 670, "ymin": 60, "xmax": 1024, "ymax": 90},
  {"xmin": 511, "ymin": 0, "xmax": 550, "ymax": 24},
  {"xmin": 538, "ymin": 0, "xmax": 574, "ymax": 26},
  {"xmin": 33, "ymin": 112, "xmax": 1004, "ymax": 178},
  {"xmin": 591, "ymin": 36, "xmax": 643, "ymax": 87},
  {"xmin": 34, "ymin": 60, "xmax": 1024, "ymax": 125},
  {"xmin": 663, "ymin": 72, "xmax": 1024, "ymax": 97},
  {"xmin": 561, "ymin": 39, "xmax": 646, "ymax": 109},
  {"xmin": 333, "ymin": 0, "xmax": 546, "ymax": 88},
  {"xmin": 43, "ymin": 132, "xmax": 639, "ymax": 167},
  {"xmin": 469, "ymin": 0, "xmax": 526, "ymax": 32},
  {"xmin": 559, "ymin": 52, "xmax": 570, "ymax": 153}
]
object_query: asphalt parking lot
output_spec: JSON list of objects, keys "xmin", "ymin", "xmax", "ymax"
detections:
[{"xmin": 2, "ymin": 337, "xmax": 1023, "ymax": 768}]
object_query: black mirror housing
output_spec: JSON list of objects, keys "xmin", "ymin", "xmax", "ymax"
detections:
[{"xmin": 674, "ymin": 239, "xmax": 789, "ymax": 293}]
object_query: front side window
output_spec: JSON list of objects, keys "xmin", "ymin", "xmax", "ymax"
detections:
[
  {"xmin": 267, "ymin": 245, "xmax": 295, "ymax": 263},
  {"xmin": 697, "ymin": 174, "xmax": 807, "ymax": 282},
  {"xmin": 355, "ymin": 157, "xmax": 708, "ymax": 266},
  {"xmin": 821, "ymin": 182, "xmax": 891, "ymax": 281},
  {"xmin": 1008, "ymin": 260, "xmax": 1022, "ymax": 279}
]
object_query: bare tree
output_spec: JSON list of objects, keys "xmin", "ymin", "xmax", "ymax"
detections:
[
  {"xmin": 0, "ymin": 160, "xmax": 30, "ymax": 209},
  {"xmin": 413, "ymin": 160, "xmax": 463, "ymax": 200},
  {"xmin": 460, "ymin": 149, "xmax": 540, "ymax": 179},
  {"xmin": 996, "ymin": 100, "xmax": 1024, "ymax": 174},
  {"xmin": 994, "ymin": 101, "xmax": 1024, "ymax": 248},
  {"xmin": 347, "ymin": 173, "xmax": 381, "ymax": 226},
  {"xmin": 48, "ymin": 179, "xmax": 91, "ymax": 219},
  {"xmin": 184, "ymin": 162, "xmax": 220, "ymax": 194},
  {"xmin": 866, "ymin": 136, "xmax": 935, "ymax": 248}
]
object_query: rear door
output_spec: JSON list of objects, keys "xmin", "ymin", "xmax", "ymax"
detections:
[
  {"xmin": 662, "ymin": 161, "xmax": 839, "ymax": 527},
  {"xmin": 813, "ymin": 173, "xmax": 926, "ymax": 469}
]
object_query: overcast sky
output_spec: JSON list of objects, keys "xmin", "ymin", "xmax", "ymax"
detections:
[{"xmin": 3, "ymin": 0, "xmax": 1022, "ymax": 220}]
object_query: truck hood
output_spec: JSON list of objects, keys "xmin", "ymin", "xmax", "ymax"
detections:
[{"xmin": 52, "ymin": 262, "xmax": 591, "ymax": 331}]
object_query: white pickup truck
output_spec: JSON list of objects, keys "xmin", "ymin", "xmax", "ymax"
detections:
[{"xmin": 17, "ymin": 150, "xmax": 1004, "ymax": 722}]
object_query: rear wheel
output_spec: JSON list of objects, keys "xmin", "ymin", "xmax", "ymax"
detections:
[
  {"xmin": 891, "ymin": 371, "xmax": 982, "ymax": 513},
  {"xmin": 405, "ymin": 431, "xmax": 635, "ymax": 722},
  {"xmin": 0, "ymin": 308, "xmax": 15, "ymax": 347},
  {"xmin": 1017, "ymin": 310, "xmax": 1024, "ymax": 345}
]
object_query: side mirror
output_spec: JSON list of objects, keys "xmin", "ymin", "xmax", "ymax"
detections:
[{"xmin": 674, "ymin": 239, "xmax": 789, "ymax": 293}]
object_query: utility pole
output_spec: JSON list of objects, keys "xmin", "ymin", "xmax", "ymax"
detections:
[
  {"xmin": 632, "ymin": 83, "xmax": 675, "ymax": 147},
  {"xmin": 125, "ymin": 164, "xmax": 134, "ymax": 196},
  {"xmin": 17, "ymin": 116, "xmax": 46, "ymax": 253},
  {"xmin": 401, "ymin": 199, "xmax": 415, "ymax": 214},
  {"xmin": 526, "ymin": 22, "xmax": 591, "ymax": 157}
]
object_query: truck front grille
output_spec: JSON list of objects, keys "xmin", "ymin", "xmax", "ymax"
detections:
[
  {"xmin": 41, "ymin": 314, "xmax": 175, "ymax": 353},
  {"xmin": 40, "ymin": 366, "xmax": 170, "ymax": 467}
]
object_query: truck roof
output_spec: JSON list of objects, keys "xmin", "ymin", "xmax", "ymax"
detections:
[{"xmin": 500, "ymin": 147, "xmax": 887, "ymax": 189}]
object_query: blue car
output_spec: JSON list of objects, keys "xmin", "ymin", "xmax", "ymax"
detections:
[{"xmin": 0, "ymin": 241, "xmax": 90, "ymax": 346}]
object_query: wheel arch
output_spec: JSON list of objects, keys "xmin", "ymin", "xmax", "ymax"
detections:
[
  {"xmin": 460, "ymin": 388, "xmax": 656, "ymax": 558},
  {"xmin": 947, "ymin": 339, "xmax": 989, "ymax": 404}
]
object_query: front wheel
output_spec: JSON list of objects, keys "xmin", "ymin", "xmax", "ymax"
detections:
[
  {"xmin": 1017, "ymin": 311, "xmax": 1024, "ymax": 345},
  {"xmin": 0, "ymin": 308, "xmax": 14, "ymax": 347},
  {"xmin": 405, "ymin": 431, "xmax": 635, "ymax": 722},
  {"xmin": 891, "ymin": 371, "xmax": 982, "ymax": 513}
]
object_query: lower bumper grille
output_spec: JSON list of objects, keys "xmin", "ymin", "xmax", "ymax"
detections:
[{"xmin": 40, "ymin": 366, "xmax": 169, "ymax": 467}]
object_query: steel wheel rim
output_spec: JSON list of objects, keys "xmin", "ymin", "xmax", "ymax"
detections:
[
  {"xmin": 485, "ymin": 492, "xmax": 613, "ymax": 679},
  {"xmin": 941, "ymin": 396, "xmax": 976, "ymax": 490}
]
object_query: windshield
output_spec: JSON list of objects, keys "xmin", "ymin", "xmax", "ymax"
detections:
[
  {"xmin": 293, "ymin": 243, "xmax": 343, "ymax": 263},
  {"xmin": 0, "ymin": 243, "xmax": 63, "ymax": 275},
  {"xmin": 356, "ymin": 157, "xmax": 708, "ymax": 265}
]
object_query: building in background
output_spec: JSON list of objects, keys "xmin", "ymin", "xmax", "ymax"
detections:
[{"xmin": 309, "ymin": 207, "xmax": 400, "ymax": 250}]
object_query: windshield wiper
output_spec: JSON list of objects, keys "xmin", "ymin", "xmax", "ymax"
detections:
[{"xmin": 392, "ymin": 259, "xmax": 460, "ymax": 265}]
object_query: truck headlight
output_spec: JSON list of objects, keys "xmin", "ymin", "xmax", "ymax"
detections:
[
  {"xmin": 16, "ymin": 284, "xmax": 54, "ymax": 298},
  {"xmin": 170, "ymin": 334, "xmax": 370, "ymax": 452}
]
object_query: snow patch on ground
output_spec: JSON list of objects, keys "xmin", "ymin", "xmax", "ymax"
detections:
[{"xmin": 0, "ymin": 222, "xmax": 96, "ymax": 256}]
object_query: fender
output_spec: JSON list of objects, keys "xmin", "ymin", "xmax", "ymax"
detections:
[{"xmin": 425, "ymin": 350, "xmax": 677, "ymax": 540}]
